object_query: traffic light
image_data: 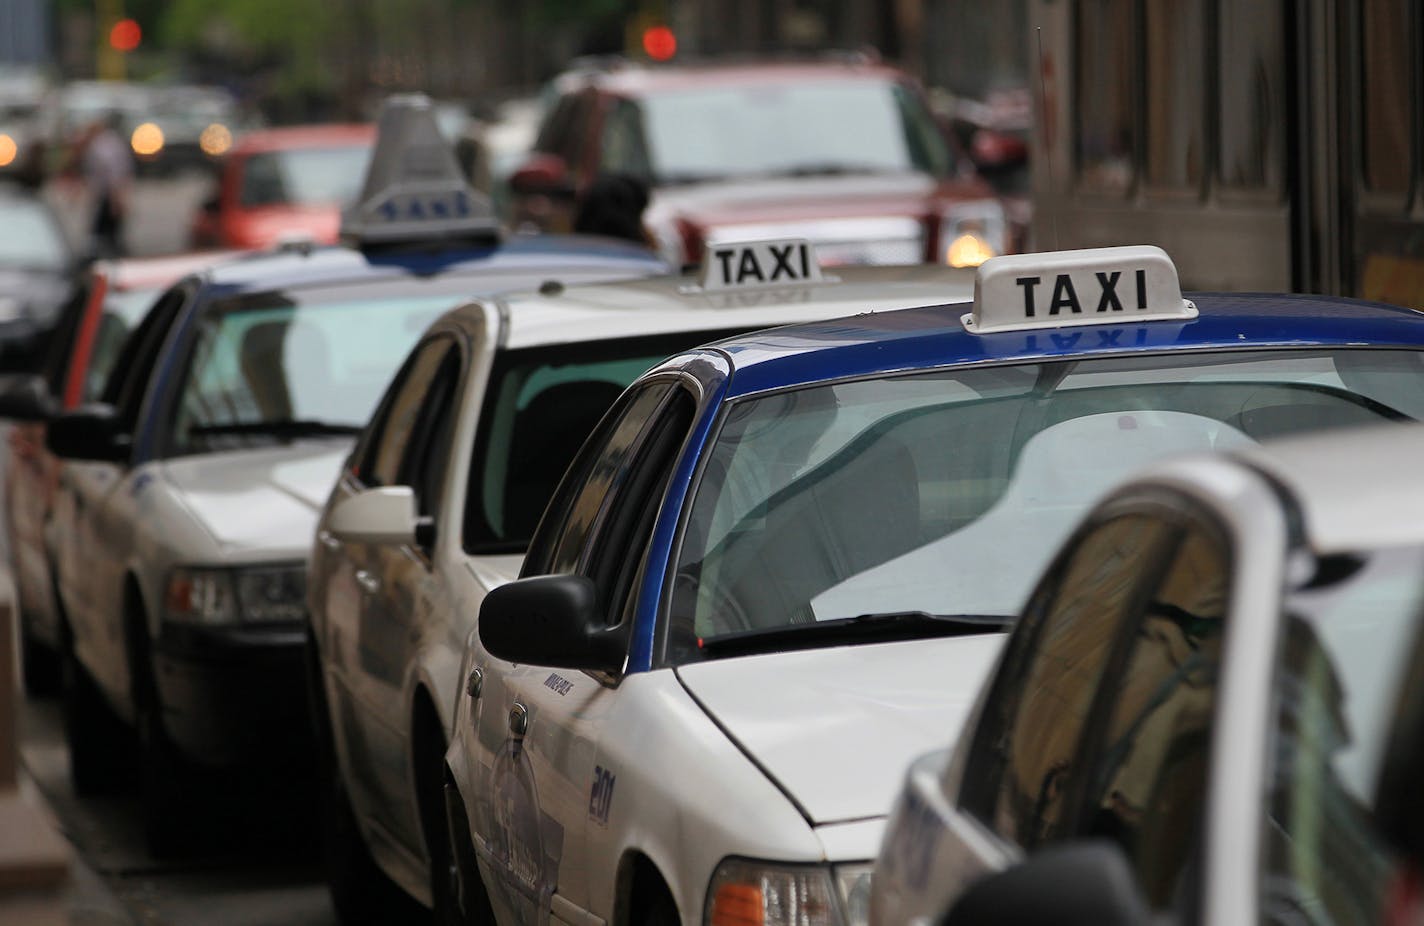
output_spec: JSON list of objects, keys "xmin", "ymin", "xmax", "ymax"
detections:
[
  {"xmin": 642, "ymin": 25, "xmax": 676, "ymax": 61},
  {"xmin": 109, "ymin": 18, "xmax": 141, "ymax": 53}
]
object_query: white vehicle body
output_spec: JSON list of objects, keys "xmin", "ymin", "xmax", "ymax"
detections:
[
  {"xmin": 871, "ymin": 425, "xmax": 1424, "ymax": 926},
  {"xmin": 307, "ymin": 260, "xmax": 979, "ymax": 908}
]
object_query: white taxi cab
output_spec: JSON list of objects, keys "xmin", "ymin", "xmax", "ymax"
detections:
[
  {"xmin": 445, "ymin": 245, "xmax": 1424, "ymax": 926},
  {"xmin": 305, "ymin": 238, "xmax": 980, "ymax": 918},
  {"xmin": 874, "ymin": 422, "xmax": 1424, "ymax": 926}
]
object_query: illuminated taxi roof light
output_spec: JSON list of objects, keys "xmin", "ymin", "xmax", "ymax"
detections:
[
  {"xmin": 0, "ymin": 134, "xmax": 16, "ymax": 168},
  {"xmin": 199, "ymin": 123, "xmax": 232, "ymax": 157},
  {"xmin": 340, "ymin": 92, "xmax": 500, "ymax": 248},
  {"xmin": 693, "ymin": 238, "xmax": 828, "ymax": 293},
  {"xmin": 131, "ymin": 122, "xmax": 165, "ymax": 157},
  {"xmin": 963, "ymin": 244, "xmax": 1198, "ymax": 335},
  {"xmin": 946, "ymin": 232, "xmax": 996, "ymax": 269}
]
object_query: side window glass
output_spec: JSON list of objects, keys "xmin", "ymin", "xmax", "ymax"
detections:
[
  {"xmin": 102, "ymin": 286, "xmax": 188, "ymax": 428},
  {"xmin": 959, "ymin": 514, "xmax": 1171, "ymax": 846},
  {"xmin": 600, "ymin": 100, "xmax": 651, "ymax": 180},
  {"xmin": 85, "ymin": 307, "xmax": 142, "ymax": 402},
  {"xmin": 355, "ymin": 338, "xmax": 454, "ymax": 488},
  {"xmin": 1074, "ymin": 523, "xmax": 1229, "ymax": 910},
  {"xmin": 524, "ymin": 383, "xmax": 672, "ymax": 577},
  {"xmin": 396, "ymin": 347, "xmax": 462, "ymax": 520}
]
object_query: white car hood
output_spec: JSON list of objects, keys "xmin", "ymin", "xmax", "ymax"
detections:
[
  {"xmin": 675, "ymin": 633, "xmax": 1004, "ymax": 826},
  {"xmin": 159, "ymin": 443, "xmax": 350, "ymax": 554}
]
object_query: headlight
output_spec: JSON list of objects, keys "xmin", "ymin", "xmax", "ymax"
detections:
[
  {"xmin": 940, "ymin": 200, "xmax": 1007, "ymax": 268},
  {"xmin": 164, "ymin": 565, "xmax": 306, "ymax": 624},
  {"xmin": 0, "ymin": 134, "xmax": 16, "ymax": 167},
  {"xmin": 131, "ymin": 122, "xmax": 165, "ymax": 158},
  {"xmin": 707, "ymin": 858, "xmax": 871, "ymax": 926}
]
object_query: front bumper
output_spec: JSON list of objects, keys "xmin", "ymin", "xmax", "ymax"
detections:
[{"xmin": 152, "ymin": 621, "xmax": 313, "ymax": 769}]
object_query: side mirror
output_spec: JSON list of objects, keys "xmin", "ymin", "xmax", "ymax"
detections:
[
  {"xmin": 479, "ymin": 574, "xmax": 627, "ymax": 673},
  {"xmin": 941, "ymin": 842, "xmax": 1150, "ymax": 926},
  {"xmin": 328, "ymin": 485, "xmax": 435, "ymax": 547},
  {"xmin": 0, "ymin": 373, "xmax": 58, "ymax": 421},
  {"xmin": 45, "ymin": 403, "xmax": 131, "ymax": 463},
  {"xmin": 508, "ymin": 153, "xmax": 576, "ymax": 199}
]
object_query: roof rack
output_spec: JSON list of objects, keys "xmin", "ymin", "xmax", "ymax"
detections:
[{"xmin": 340, "ymin": 93, "xmax": 501, "ymax": 249}]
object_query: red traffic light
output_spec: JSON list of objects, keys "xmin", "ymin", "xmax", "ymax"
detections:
[
  {"xmin": 642, "ymin": 25, "xmax": 676, "ymax": 61},
  {"xmin": 109, "ymin": 18, "xmax": 141, "ymax": 53}
]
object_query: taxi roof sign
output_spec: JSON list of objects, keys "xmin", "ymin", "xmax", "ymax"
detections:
[
  {"xmin": 340, "ymin": 93, "xmax": 500, "ymax": 248},
  {"xmin": 963, "ymin": 245, "xmax": 1197, "ymax": 335},
  {"xmin": 695, "ymin": 239, "xmax": 828, "ymax": 292}
]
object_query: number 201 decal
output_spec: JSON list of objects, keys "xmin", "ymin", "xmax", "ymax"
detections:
[{"xmin": 589, "ymin": 765, "xmax": 616, "ymax": 825}]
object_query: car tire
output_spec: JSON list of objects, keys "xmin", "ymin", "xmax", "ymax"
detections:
[
  {"xmin": 62, "ymin": 645, "xmax": 131, "ymax": 796},
  {"xmin": 138, "ymin": 696, "xmax": 201, "ymax": 858},
  {"xmin": 20, "ymin": 625, "xmax": 63, "ymax": 697}
]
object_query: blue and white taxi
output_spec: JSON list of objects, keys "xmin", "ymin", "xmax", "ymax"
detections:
[
  {"xmin": 873, "ymin": 422, "xmax": 1424, "ymax": 926},
  {"xmin": 306, "ymin": 239, "xmax": 979, "ymax": 919},
  {"xmin": 445, "ymin": 245, "xmax": 1424, "ymax": 926},
  {"xmin": 41, "ymin": 94, "xmax": 664, "ymax": 857}
]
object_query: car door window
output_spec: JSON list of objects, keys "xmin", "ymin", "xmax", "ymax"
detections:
[
  {"xmin": 100, "ymin": 285, "xmax": 190, "ymax": 434},
  {"xmin": 1071, "ymin": 520, "xmax": 1230, "ymax": 911},
  {"xmin": 353, "ymin": 336, "xmax": 456, "ymax": 490},
  {"xmin": 600, "ymin": 99, "xmax": 651, "ymax": 180},
  {"xmin": 394, "ymin": 346, "xmax": 462, "ymax": 521},
  {"xmin": 959, "ymin": 513, "xmax": 1174, "ymax": 846},
  {"xmin": 523, "ymin": 383, "xmax": 673, "ymax": 578}
]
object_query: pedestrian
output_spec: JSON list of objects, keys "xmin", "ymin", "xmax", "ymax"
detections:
[{"xmin": 76, "ymin": 113, "xmax": 134, "ymax": 259}]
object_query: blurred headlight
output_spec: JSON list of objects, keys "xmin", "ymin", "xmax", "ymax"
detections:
[
  {"xmin": 131, "ymin": 122, "xmax": 164, "ymax": 157},
  {"xmin": 940, "ymin": 200, "xmax": 1007, "ymax": 268},
  {"xmin": 200, "ymin": 123, "xmax": 232, "ymax": 157},
  {"xmin": 0, "ymin": 297, "xmax": 23, "ymax": 323},
  {"xmin": 0, "ymin": 134, "xmax": 16, "ymax": 168},
  {"xmin": 707, "ymin": 859, "xmax": 870, "ymax": 926},
  {"xmin": 164, "ymin": 565, "xmax": 305, "ymax": 624}
]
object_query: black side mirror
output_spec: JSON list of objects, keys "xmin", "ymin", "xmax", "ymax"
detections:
[
  {"xmin": 941, "ymin": 842, "xmax": 1150, "ymax": 926},
  {"xmin": 45, "ymin": 403, "xmax": 131, "ymax": 463},
  {"xmin": 0, "ymin": 373, "xmax": 58, "ymax": 421},
  {"xmin": 479, "ymin": 574, "xmax": 627, "ymax": 673}
]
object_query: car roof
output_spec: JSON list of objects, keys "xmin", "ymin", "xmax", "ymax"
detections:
[
  {"xmin": 103, "ymin": 250, "xmax": 242, "ymax": 292},
  {"xmin": 230, "ymin": 123, "xmax": 376, "ymax": 155},
  {"xmin": 195, "ymin": 234, "xmax": 667, "ymax": 295},
  {"xmin": 1236, "ymin": 423, "xmax": 1424, "ymax": 554},
  {"xmin": 586, "ymin": 58, "xmax": 913, "ymax": 98},
  {"xmin": 485, "ymin": 263, "xmax": 978, "ymax": 349},
  {"xmin": 678, "ymin": 292, "xmax": 1424, "ymax": 399}
]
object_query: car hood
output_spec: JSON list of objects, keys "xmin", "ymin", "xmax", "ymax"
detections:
[
  {"xmin": 0, "ymin": 265, "xmax": 70, "ymax": 325},
  {"xmin": 159, "ymin": 442, "xmax": 351, "ymax": 555},
  {"xmin": 674, "ymin": 633, "xmax": 1005, "ymax": 826}
]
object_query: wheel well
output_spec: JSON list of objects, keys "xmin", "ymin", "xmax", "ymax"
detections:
[
  {"xmin": 410, "ymin": 686, "xmax": 449, "ymax": 863},
  {"xmin": 620, "ymin": 853, "xmax": 679, "ymax": 926}
]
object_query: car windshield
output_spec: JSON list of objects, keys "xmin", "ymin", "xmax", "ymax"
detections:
[
  {"xmin": 168, "ymin": 288, "xmax": 455, "ymax": 455},
  {"xmin": 238, "ymin": 144, "xmax": 372, "ymax": 207},
  {"xmin": 1259, "ymin": 545, "xmax": 1424, "ymax": 925},
  {"xmin": 639, "ymin": 78, "xmax": 951, "ymax": 184},
  {"xmin": 0, "ymin": 198, "xmax": 68, "ymax": 270},
  {"xmin": 671, "ymin": 348, "xmax": 1424, "ymax": 659},
  {"xmin": 464, "ymin": 331, "xmax": 744, "ymax": 554}
]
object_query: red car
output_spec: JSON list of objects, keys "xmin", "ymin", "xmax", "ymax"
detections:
[
  {"xmin": 509, "ymin": 56, "xmax": 1010, "ymax": 269},
  {"xmin": 1, "ymin": 251, "xmax": 236, "ymax": 694},
  {"xmin": 190, "ymin": 124, "xmax": 375, "ymax": 250}
]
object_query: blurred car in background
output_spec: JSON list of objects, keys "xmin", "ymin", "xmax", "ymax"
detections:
[
  {"xmin": 133, "ymin": 83, "xmax": 245, "ymax": 177},
  {"xmin": 508, "ymin": 54, "xmax": 1009, "ymax": 269},
  {"xmin": 0, "ymin": 183, "xmax": 79, "ymax": 371},
  {"xmin": 0, "ymin": 65, "xmax": 53, "ymax": 186},
  {"xmin": 0, "ymin": 249, "xmax": 238, "ymax": 696},
  {"xmin": 189, "ymin": 123, "xmax": 376, "ymax": 251},
  {"xmin": 452, "ymin": 95, "xmax": 543, "ymax": 221}
]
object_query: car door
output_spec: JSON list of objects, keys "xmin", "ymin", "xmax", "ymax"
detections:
[
  {"xmin": 325, "ymin": 334, "xmax": 463, "ymax": 851},
  {"xmin": 56, "ymin": 284, "xmax": 191, "ymax": 709},
  {"xmin": 465, "ymin": 378, "xmax": 697, "ymax": 923}
]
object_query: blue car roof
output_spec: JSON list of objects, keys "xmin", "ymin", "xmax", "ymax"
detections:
[
  {"xmin": 702, "ymin": 292, "xmax": 1424, "ymax": 399},
  {"xmin": 198, "ymin": 234, "xmax": 668, "ymax": 294}
]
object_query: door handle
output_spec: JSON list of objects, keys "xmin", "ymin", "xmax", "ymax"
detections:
[
  {"xmin": 509, "ymin": 702, "xmax": 528, "ymax": 737},
  {"xmin": 317, "ymin": 529, "xmax": 341, "ymax": 552},
  {"xmin": 354, "ymin": 569, "xmax": 380, "ymax": 595},
  {"xmin": 465, "ymin": 667, "xmax": 483, "ymax": 699}
]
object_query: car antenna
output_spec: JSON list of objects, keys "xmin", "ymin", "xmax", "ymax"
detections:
[{"xmin": 1036, "ymin": 26, "xmax": 1060, "ymax": 251}]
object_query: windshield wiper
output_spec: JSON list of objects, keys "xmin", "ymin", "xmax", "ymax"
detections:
[
  {"xmin": 189, "ymin": 419, "xmax": 363, "ymax": 440},
  {"xmin": 772, "ymin": 162, "xmax": 894, "ymax": 178},
  {"xmin": 698, "ymin": 610, "xmax": 1010, "ymax": 659}
]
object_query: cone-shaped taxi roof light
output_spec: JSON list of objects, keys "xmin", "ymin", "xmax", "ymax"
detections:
[{"xmin": 341, "ymin": 93, "xmax": 500, "ymax": 248}]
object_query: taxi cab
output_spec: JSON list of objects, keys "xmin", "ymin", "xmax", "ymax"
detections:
[
  {"xmin": 444, "ymin": 245, "xmax": 1424, "ymax": 926},
  {"xmin": 41, "ymin": 94, "xmax": 664, "ymax": 856},
  {"xmin": 305, "ymin": 239, "xmax": 979, "ymax": 922},
  {"xmin": 873, "ymin": 423, "xmax": 1424, "ymax": 926},
  {"xmin": 509, "ymin": 55, "xmax": 1008, "ymax": 269}
]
